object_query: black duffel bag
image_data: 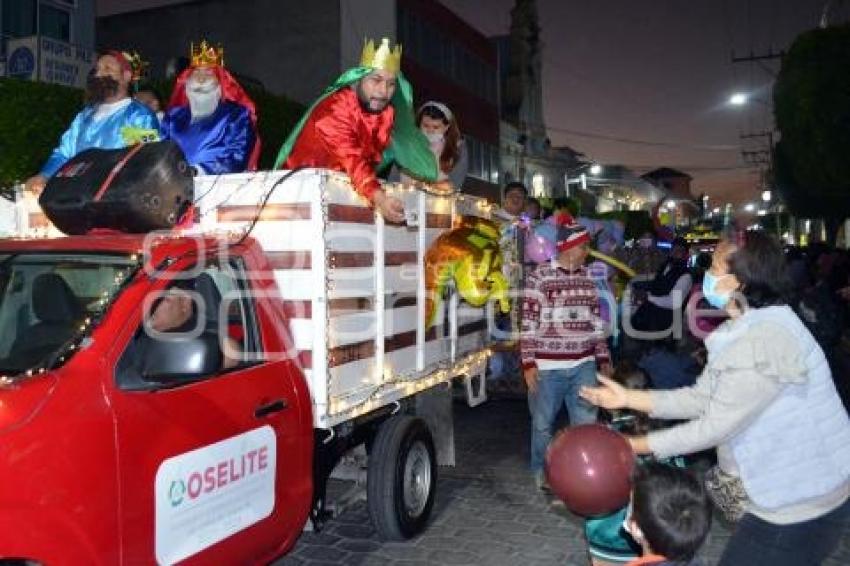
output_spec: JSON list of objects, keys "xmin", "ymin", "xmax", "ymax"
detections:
[{"xmin": 40, "ymin": 141, "xmax": 194, "ymax": 235}]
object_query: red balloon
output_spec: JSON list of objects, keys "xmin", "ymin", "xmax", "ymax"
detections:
[{"xmin": 545, "ymin": 424, "xmax": 636, "ymax": 516}]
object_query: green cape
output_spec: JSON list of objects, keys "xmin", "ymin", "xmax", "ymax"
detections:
[{"xmin": 273, "ymin": 67, "xmax": 438, "ymax": 182}]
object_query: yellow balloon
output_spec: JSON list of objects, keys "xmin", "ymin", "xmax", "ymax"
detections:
[
  {"xmin": 588, "ymin": 249, "xmax": 636, "ymax": 278},
  {"xmin": 424, "ymin": 216, "xmax": 511, "ymax": 327}
]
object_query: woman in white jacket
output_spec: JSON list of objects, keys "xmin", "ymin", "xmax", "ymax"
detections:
[{"xmin": 581, "ymin": 231, "xmax": 850, "ymax": 565}]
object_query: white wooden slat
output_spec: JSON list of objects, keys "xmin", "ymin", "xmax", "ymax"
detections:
[
  {"xmin": 328, "ymin": 267, "xmax": 376, "ymax": 298},
  {"xmin": 290, "ymin": 305, "xmax": 421, "ymax": 352},
  {"xmin": 273, "ymin": 270, "xmax": 315, "ymax": 301},
  {"xmin": 288, "ymin": 318, "xmax": 313, "ymax": 351},
  {"xmin": 238, "ymin": 221, "xmax": 314, "ymax": 252},
  {"xmin": 328, "ymin": 358, "xmax": 377, "ymax": 398}
]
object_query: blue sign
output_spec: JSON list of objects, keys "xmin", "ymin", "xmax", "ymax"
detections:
[{"xmin": 8, "ymin": 47, "xmax": 36, "ymax": 79}]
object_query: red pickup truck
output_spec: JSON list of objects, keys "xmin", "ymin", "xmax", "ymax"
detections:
[
  {"xmin": 0, "ymin": 234, "xmax": 320, "ymax": 564},
  {"xmin": 0, "ymin": 172, "xmax": 496, "ymax": 564}
]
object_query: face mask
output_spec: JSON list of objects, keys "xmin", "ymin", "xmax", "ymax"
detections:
[
  {"xmin": 702, "ymin": 272, "xmax": 732, "ymax": 309},
  {"xmin": 424, "ymin": 131, "xmax": 445, "ymax": 144}
]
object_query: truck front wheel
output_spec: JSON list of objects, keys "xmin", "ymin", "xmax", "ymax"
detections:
[{"xmin": 367, "ymin": 415, "xmax": 437, "ymax": 540}]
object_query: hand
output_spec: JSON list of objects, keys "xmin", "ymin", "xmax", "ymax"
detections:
[
  {"xmin": 431, "ymin": 180, "xmax": 454, "ymax": 193},
  {"xmin": 579, "ymin": 375, "xmax": 628, "ymax": 410},
  {"xmin": 373, "ymin": 190, "xmax": 405, "ymax": 223},
  {"xmin": 523, "ymin": 366, "xmax": 539, "ymax": 393},
  {"xmin": 625, "ymin": 435, "xmax": 651, "ymax": 455},
  {"xmin": 25, "ymin": 174, "xmax": 48, "ymax": 196}
]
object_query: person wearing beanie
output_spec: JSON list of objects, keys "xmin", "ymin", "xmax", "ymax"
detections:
[{"xmin": 521, "ymin": 214, "xmax": 612, "ymax": 490}]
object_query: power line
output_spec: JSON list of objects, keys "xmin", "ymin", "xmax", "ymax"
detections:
[
  {"xmin": 543, "ymin": 124, "xmax": 740, "ymax": 151},
  {"xmin": 621, "ymin": 163, "xmax": 757, "ymax": 172}
]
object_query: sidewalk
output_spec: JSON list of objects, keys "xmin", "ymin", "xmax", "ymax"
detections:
[{"xmin": 275, "ymin": 398, "xmax": 850, "ymax": 566}]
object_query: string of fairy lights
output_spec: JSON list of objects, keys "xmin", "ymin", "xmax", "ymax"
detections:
[
  {"xmin": 5, "ymin": 174, "xmax": 498, "ymax": 422},
  {"xmin": 0, "ymin": 254, "xmax": 143, "ymax": 388},
  {"xmin": 321, "ymin": 176, "xmax": 496, "ymax": 422}
]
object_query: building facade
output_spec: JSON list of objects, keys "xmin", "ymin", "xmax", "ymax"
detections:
[
  {"xmin": 1, "ymin": 0, "xmax": 96, "ymax": 88},
  {"xmin": 396, "ymin": 0, "xmax": 500, "ymax": 199}
]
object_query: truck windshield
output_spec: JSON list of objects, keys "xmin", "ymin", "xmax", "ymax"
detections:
[{"xmin": 0, "ymin": 253, "xmax": 138, "ymax": 376}]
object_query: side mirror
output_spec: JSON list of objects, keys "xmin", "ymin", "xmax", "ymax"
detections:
[{"xmin": 142, "ymin": 333, "xmax": 221, "ymax": 384}]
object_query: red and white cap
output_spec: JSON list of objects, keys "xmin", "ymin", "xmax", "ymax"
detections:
[{"xmin": 553, "ymin": 212, "xmax": 590, "ymax": 252}]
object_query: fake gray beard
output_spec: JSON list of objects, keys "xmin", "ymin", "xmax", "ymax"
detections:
[{"xmin": 187, "ymin": 83, "xmax": 222, "ymax": 120}]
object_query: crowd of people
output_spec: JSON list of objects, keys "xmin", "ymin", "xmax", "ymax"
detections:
[
  {"xmin": 480, "ymin": 180, "xmax": 850, "ymax": 564},
  {"xmin": 16, "ymin": 33, "xmax": 850, "ymax": 566}
]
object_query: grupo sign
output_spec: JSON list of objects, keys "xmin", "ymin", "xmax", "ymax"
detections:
[{"xmin": 6, "ymin": 36, "xmax": 93, "ymax": 89}]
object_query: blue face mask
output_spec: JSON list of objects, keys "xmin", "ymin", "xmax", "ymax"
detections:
[{"xmin": 702, "ymin": 272, "xmax": 732, "ymax": 309}]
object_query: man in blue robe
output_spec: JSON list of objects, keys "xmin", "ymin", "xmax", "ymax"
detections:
[
  {"xmin": 160, "ymin": 41, "xmax": 260, "ymax": 175},
  {"xmin": 25, "ymin": 51, "xmax": 159, "ymax": 195}
]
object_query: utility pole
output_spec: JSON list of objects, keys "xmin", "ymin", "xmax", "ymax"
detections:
[{"xmin": 731, "ymin": 53, "xmax": 781, "ymax": 201}]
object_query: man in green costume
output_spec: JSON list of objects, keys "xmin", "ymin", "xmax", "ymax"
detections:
[{"xmin": 275, "ymin": 38, "xmax": 437, "ymax": 222}]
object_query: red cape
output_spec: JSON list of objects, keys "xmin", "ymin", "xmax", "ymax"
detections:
[{"xmin": 168, "ymin": 65, "xmax": 261, "ymax": 170}]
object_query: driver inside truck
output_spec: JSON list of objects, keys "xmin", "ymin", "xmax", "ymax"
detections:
[{"xmin": 145, "ymin": 277, "xmax": 241, "ymax": 370}]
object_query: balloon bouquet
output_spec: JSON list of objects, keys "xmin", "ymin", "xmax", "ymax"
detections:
[{"xmin": 524, "ymin": 210, "xmax": 636, "ymax": 276}]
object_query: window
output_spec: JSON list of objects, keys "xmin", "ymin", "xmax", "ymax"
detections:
[
  {"xmin": 0, "ymin": 252, "xmax": 137, "ymax": 377},
  {"xmin": 2, "ymin": 0, "xmax": 37, "ymax": 37},
  {"xmin": 116, "ymin": 258, "xmax": 260, "ymax": 391},
  {"xmin": 397, "ymin": 7, "xmax": 497, "ymax": 103},
  {"xmin": 39, "ymin": 3, "xmax": 71, "ymax": 43}
]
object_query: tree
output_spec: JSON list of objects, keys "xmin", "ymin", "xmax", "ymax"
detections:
[{"xmin": 773, "ymin": 24, "xmax": 850, "ymax": 244}]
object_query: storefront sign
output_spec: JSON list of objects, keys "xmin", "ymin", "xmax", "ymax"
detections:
[{"xmin": 6, "ymin": 36, "xmax": 93, "ymax": 89}]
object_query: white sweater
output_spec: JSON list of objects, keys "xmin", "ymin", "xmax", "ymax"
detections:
[{"xmin": 648, "ymin": 305, "xmax": 850, "ymax": 524}]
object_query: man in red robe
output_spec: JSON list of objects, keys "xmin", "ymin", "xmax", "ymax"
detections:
[{"xmin": 275, "ymin": 38, "xmax": 437, "ymax": 222}]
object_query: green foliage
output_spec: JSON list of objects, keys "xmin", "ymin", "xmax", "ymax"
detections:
[
  {"xmin": 250, "ymin": 88, "xmax": 305, "ymax": 170},
  {"xmin": 773, "ymin": 25, "xmax": 850, "ymax": 225},
  {"xmin": 0, "ymin": 78, "xmax": 83, "ymax": 186},
  {"xmin": 0, "ymin": 77, "xmax": 305, "ymax": 187}
]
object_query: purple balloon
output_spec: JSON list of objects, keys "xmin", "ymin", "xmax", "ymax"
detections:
[
  {"xmin": 524, "ymin": 223, "xmax": 557, "ymax": 263},
  {"xmin": 535, "ymin": 223, "xmax": 557, "ymax": 243},
  {"xmin": 525, "ymin": 232, "xmax": 556, "ymax": 263}
]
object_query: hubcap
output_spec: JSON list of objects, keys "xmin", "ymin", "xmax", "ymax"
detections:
[{"xmin": 403, "ymin": 441, "xmax": 432, "ymax": 517}]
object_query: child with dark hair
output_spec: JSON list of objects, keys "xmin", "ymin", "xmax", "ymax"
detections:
[
  {"xmin": 624, "ymin": 462, "xmax": 712, "ymax": 565},
  {"xmin": 586, "ymin": 362, "xmax": 677, "ymax": 566}
]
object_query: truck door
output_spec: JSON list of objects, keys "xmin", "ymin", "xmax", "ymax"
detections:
[{"xmin": 108, "ymin": 255, "xmax": 312, "ymax": 565}]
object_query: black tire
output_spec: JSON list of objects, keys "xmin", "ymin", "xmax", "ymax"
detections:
[{"xmin": 367, "ymin": 415, "xmax": 437, "ymax": 540}]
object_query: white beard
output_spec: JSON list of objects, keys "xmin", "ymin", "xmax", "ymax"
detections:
[{"xmin": 186, "ymin": 79, "xmax": 222, "ymax": 120}]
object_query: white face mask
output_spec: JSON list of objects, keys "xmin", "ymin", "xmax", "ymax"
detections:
[
  {"xmin": 424, "ymin": 131, "xmax": 445, "ymax": 144},
  {"xmin": 186, "ymin": 76, "xmax": 222, "ymax": 120}
]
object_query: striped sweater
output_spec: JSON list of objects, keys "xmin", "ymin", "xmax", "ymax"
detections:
[{"xmin": 520, "ymin": 263, "xmax": 610, "ymax": 370}]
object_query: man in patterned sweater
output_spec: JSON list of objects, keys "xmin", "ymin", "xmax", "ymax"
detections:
[{"xmin": 521, "ymin": 217, "xmax": 612, "ymax": 489}]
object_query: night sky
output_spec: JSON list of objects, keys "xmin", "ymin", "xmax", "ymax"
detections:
[{"xmin": 442, "ymin": 0, "xmax": 848, "ymax": 207}]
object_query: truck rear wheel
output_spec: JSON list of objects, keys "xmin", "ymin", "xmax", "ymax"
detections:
[{"xmin": 367, "ymin": 415, "xmax": 437, "ymax": 540}]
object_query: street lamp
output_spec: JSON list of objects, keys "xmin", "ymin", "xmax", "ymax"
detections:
[
  {"xmin": 728, "ymin": 92, "xmax": 770, "ymax": 108},
  {"xmin": 761, "ymin": 190, "xmax": 772, "ymax": 203},
  {"xmin": 589, "ymin": 164, "xmax": 602, "ymax": 176},
  {"xmin": 744, "ymin": 203, "xmax": 756, "ymax": 213},
  {"xmin": 729, "ymin": 92, "xmax": 748, "ymax": 106}
]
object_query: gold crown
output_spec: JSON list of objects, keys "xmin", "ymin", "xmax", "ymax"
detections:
[
  {"xmin": 123, "ymin": 50, "xmax": 149, "ymax": 82},
  {"xmin": 360, "ymin": 38, "xmax": 402, "ymax": 73},
  {"xmin": 190, "ymin": 40, "xmax": 225, "ymax": 68}
]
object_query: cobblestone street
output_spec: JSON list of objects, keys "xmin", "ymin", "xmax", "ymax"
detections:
[{"xmin": 276, "ymin": 396, "xmax": 850, "ymax": 566}]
